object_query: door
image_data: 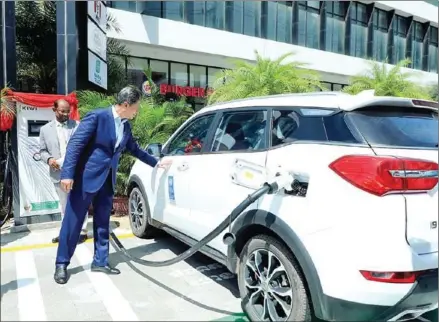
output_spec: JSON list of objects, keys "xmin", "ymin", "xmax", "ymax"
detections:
[
  {"xmin": 153, "ymin": 113, "xmax": 216, "ymax": 231},
  {"xmin": 186, "ymin": 109, "xmax": 269, "ymax": 254}
]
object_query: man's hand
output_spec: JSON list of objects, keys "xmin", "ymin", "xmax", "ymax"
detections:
[
  {"xmin": 158, "ymin": 159, "xmax": 172, "ymax": 170},
  {"xmin": 60, "ymin": 179, "xmax": 74, "ymax": 193},
  {"xmin": 48, "ymin": 158, "xmax": 60, "ymax": 170}
]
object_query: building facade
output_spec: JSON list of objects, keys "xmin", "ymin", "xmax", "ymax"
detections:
[{"xmin": 107, "ymin": 1, "xmax": 438, "ymax": 108}]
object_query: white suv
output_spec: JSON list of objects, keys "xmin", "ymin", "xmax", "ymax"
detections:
[{"xmin": 127, "ymin": 92, "xmax": 438, "ymax": 322}]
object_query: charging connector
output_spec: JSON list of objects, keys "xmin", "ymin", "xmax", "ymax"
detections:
[{"xmin": 264, "ymin": 171, "xmax": 295, "ymax": 194}]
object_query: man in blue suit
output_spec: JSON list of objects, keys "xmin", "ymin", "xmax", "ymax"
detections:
[{"xmin": 54, "ymin": 86, "xmax": 163, "ymax": 284}]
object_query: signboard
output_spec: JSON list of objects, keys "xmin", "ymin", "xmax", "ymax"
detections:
[
  {"xmin": 87, "ymin": 18, "xmax": 107, "ymax": 61},
  {"xmin": 88, "ymin": 51, "xmax": 108, "ymax": 89},
  {"xmin": 87, "ymin": 1, "xmax": 107, "ymax": 31},
  {"xmin": 87, "ymin": 0, "xmax": 107, "ymax": 90},
  {"xmin": 159, "ymin": 84, "xmax": 214, "ymax": 97},
  {"xmin": 16, "ymin": 103, "xmax": 61, "ymax": 217}
]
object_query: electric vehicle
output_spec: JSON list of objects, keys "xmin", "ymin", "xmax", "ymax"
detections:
[{"xmin": 127, "ymin": 91, "xmax": 438, "ymax": 322}]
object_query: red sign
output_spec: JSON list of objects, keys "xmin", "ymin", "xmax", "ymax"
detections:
[{"xmin": 160, "ymin": 84, "xmax": 213, "ymax": 98}]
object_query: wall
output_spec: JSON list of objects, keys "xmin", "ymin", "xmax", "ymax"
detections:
[{"xmin": 107, "ymin": 8, "xmax": 438, "ymax": 86}]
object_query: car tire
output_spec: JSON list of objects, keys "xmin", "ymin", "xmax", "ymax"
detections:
[
  {"xmin": 238, "ymin": 235, "xmax": 312, "ymax": 322},
  {"xmin": 128, "ymin": 186, "xmax": 157, "ymax": 239}
]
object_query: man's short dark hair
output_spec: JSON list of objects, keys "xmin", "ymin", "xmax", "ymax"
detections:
[{"xmin": 116, "ymin": 86, "xmax": 142, "ymax": 105}]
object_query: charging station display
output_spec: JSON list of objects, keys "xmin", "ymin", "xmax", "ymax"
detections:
[{"xmin": 16, "ymin": 102, "xmax": 60, "ymax": 217}]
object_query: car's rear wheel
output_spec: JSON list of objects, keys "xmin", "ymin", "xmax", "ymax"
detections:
[
  {"xmin": 238, "ymin": 235, "xmax": 312, "ymax": 322},
  {"xmin": 128, "ymin": 187, "xmax": 157, "ymax": 239}
]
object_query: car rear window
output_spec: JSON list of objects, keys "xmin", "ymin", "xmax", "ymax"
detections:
[{"xmin": 346, "ymin": 107, "xmax": 438, "ymax": 148}]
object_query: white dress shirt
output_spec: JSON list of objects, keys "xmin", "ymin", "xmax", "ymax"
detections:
[
  {"xmin": 112, "ymin": 106, "xmax": 127, "ymax": 151},
  {"xmin": 55, "ymin": 120, "xmax": 69, "ymax": 167}
]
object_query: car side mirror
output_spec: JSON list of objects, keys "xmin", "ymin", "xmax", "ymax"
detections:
[{"xmin": 146, "ymin": 143, "xmax": 162, "ymax": 159}]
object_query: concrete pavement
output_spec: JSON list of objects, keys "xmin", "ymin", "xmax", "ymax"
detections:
[
  {"xmin": 1, "ymin": 226, "xmax": 243, "ymax": 321},
  {"xmin": 1, "ymin": 220, "xmax": 437, "ymax": 322}
]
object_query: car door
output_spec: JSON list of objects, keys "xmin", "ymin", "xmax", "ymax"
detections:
[
  {"xmin": 151, "ymin": 113, "xmax": 217, "ymax": 231},
  {"xmin": 185, "ymin": 108, "xmax": 270, "ymax": 254}
]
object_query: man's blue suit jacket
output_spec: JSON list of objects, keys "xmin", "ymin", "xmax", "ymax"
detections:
[{"xmin": 60, "ymin": 107, "xmax": 158, "ymax": 193}]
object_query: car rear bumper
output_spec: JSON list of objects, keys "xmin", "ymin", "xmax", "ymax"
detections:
[{"xmin": 322, "ymin": 272, "xmax": 438, "ymax": 321}]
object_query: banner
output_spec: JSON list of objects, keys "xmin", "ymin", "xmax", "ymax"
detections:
[{"xmin": 16, "ymin": 102, "xmax": 60, "ymax": 217}]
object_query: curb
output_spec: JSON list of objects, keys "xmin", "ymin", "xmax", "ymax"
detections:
[
  {"xmin": 6, "ymin": 219, "xmax": 124, "ymax": 234},
  {"xmin": 9, "ymin": 221, "xmax": 62, "ymax": 233}
]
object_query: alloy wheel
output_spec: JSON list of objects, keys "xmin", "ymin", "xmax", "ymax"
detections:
[
  {"xmin": 244, "ymin": 249, "xmax": 294, "ymax": 321},
  {"xmin": 129, "ymin": 189, "xmax": 144, "ymax": 230}
]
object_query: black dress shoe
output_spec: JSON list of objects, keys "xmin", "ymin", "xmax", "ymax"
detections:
[
  {"xmin": 78, "ymin": 234, "xmax": 87, "ymax": 244},
  {"xmin": 52, "ymin": 236, "xmax": 59, "ymax": 244},
  {"xmin": 90, "ymin": 264, "xmax": 120, "ymax": 275},
  {"xmin": 54, "ymin": 265, "xmax": 68, "ymax": 284}
]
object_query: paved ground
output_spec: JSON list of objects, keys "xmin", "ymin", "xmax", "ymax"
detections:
[
  {"xmin": 1, "ymin": 218, "xmax": 437, "ymax": 322},
  {"xmin": 1, "ymin": 223, "xmax": 244, "ymax": 321}
]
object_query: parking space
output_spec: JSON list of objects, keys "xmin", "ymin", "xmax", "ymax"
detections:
[
  {"xmin": 2, "ymin": 227, "xmax": 437, "ymax": 322},
  {"xmin": 1, "ymin": 231, "xmax": 244, "ymax": 321}
]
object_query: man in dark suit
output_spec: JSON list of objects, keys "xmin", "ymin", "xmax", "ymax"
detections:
[{"xmin": 54, "ymin": 86, "xmax": 167, "ymax": 284}]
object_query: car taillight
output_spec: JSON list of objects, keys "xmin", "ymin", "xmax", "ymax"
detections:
[
  {"xmin": 360, "ymin": 270, "xmax": 420, "ymax": 284},
  {"xmin": 329, "ymin": 155, "xmax": 438, "ymax": 196}
]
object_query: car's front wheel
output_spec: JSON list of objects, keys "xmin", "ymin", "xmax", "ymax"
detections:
[
  {"xmin": 128, "ymin": 186, "xmax": 157, "ymax": 239},
  {"xmin": 238, "ymin": 235, "xmax": 312, "ymax": 322}
]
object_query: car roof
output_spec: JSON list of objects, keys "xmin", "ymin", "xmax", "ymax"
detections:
[{"xmin": 194, "ymin": 90, "xmax": 438, "ymax": 117}]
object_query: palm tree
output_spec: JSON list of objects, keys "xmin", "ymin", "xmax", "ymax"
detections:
[
  {"xmin": 342, "ymin": 59, "xmax": 433, "ymax": 99},
  {"xmin": 15, "ymin": 1, "xmax": 130, "ymax": 94},
  {"xmin": 207, "ymin": 50, "xmax": 323, "ymax": 104}
]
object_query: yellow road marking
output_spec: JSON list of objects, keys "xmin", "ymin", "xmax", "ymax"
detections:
[{"xmin": 0, "ymin": 233, "xmax": 134, "ymax": 253}]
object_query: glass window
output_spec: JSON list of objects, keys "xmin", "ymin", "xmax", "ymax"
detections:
[
  {"xmin": 347, "ymin": 108, "xmax": 438, "ymax": 148},
  {"xmin": 208, "ymin": 67, "xmax": 223, "ymax": 87},
  {"xmin": 276, "ymin": 2, "xmax": 292, "ymax": 44},
  {"xmin": 323, "ymin": 112, "xmax": 359, "ymax": 143},
  {"xmin": 243, "ymin": 1, "xmax": 261, "ymax": 37},
  {"xmin": 186, "ymin": 1, "xmax": 205, "ymax": 26},
  {"xmin": 150, "ymin": 60, "xmax": 168, "ymax": 85},
  {"xmin": 137, "ymin": 1, "xmax": 162, "ymax": 17},
  {"xmin": 428, "ymin": 27, "xmax": 438, "ymax": 73},
  {"xmin": 412, "ymin": 22, "xmax": 424, "ymax": 70},
  {"xmin": 110, "ymin": 1, "xmax": 136, "ymax": 12},
  {"xmin": 166, "ymin": 114, "xmax": 215, "ymax": 155},
  {"xmin": 127, "ymin": 57, "xmax": 148, "ymax": 89},
  {"xmin": 298, "ymin": 1, "xmax": 320, "ymax": 49},
  {"xmin": 392, "ymin": 15, "xmax": 407, "ymax": 63},
  {"xmin": 163, "ymin": 1, "xmax": 184, "ymax": 21},
  {"xmin": 262, "ymin": 1, "xmax": 277, "ymax": 40},
  {"xmin": 350, "ymin": 2, "xmax": 367, "ymax": 58},
  {"xmin": 205, "ymin": 1, "xmax": 225, "ymax": 30},
  {"xmin": 170, "ymin": 63, "xmax": 188, "ymax": 86},
  {"xmin": 372, "ymin": 8, "xmax": 388, "ymax": 61},
  {"xmin": 211, "ymin": 111, "xmax": 267, "ymax": 152},
  {"xmin": 325, "ymin": 1, "xmax": 346, "ymax": 54},
  {"xmin": 225, "ymin": 1, "xmax": 244, "ymax": 34},
  {"xmin": 271, "ymin": 108, "xmax": 327, "ymax": 146},
  {"xmin": 189, "ymin": 65, "xmax": 207, "ymax": 88}
]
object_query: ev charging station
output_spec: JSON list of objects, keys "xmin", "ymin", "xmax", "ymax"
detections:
[{"xmin": 3, "ymin": 91, "xmax": 80, "ymax": 224}]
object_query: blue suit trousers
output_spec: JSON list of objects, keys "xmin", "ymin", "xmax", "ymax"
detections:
[{"xmin": 55, "ymin": 175, "xmax": 114, "ymax": 268}]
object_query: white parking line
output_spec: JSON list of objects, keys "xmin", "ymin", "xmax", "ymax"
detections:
[
  {"xmin": 15, "ymin": 250, "xmax": 47, "ymax": 321},
  {"xmin": 74, "ymin": 244, "xmax": 139, "ymax": 321}
]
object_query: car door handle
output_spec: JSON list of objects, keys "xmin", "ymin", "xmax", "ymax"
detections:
[{"xmin": 177, "ymin": 162, "xmax": 189, "ymax": 171}]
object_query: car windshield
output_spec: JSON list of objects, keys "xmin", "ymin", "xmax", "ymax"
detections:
[{"xmin": 347, "ymin": 107, "xmax": 438, "ymax": 149}]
